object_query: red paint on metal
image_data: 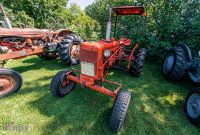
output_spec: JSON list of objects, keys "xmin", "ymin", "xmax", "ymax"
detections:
[
  {"xmin": 68, "ymin": 74, "xmax": 117, "ymax": 99},
  {"xmin": 113, "ymin": 6, "xmax": 145, "ymax": 16},
  {"xmin": 0, "ymin": 29, "xmax": 71, "ymax": 61},
  {"xmin": 128, "ymin": 44, "xmax": 139, "ymax": 69},
  {"xmin": 0, "ymin": 75, "xmax": 15, "ymax": 96},
  {"xmin": 0, "ymin": 46, "xmax": 44, "ymax": 61}
]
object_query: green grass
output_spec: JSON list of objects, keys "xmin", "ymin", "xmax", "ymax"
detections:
[{"xmin": 0, "ymin": 56, "xmax": 200, "ymax": 135}]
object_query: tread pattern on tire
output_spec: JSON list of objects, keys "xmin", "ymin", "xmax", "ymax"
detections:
[
  {"xmin": 0, "ymin": 68, "xmax": 22, "ymax": 97},
  {"xmin": 109, "ymin": 91, "xmax": 131, "ymax": 133},
  {"xmin": 57, "ymin": 34, "xmax": 82, "ymax": 65},
  {"xmin": 163, "ymin": 47, "xmax": 187, "ymax": 81},
  {"xmin": 131, "ymin": 48, "xmax": 147, "ymax": 77},
  {"xmin": 50, "ymin": 70, "xmax": 76, "ymax": 98}
]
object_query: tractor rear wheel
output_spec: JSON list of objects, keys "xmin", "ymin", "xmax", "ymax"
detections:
[
  {"xmin": 162, "ymin": 46, "xmax": 187, "ymax": 81},
  {"xmin": 50, "ymin": 70, "xmax": 76, "ymax": 98},
  {"xmin": 57, "ymin": 34, "xmax": 82, "ymax": 65},
  {"xmin": 184, "ymin": 88, "xmax": 200, "ymax": 127},
  {"xmin": 130, "ymin": 48, "xmax": 147, "ymax": 77},
  {"xmin": 0, "ymin": 69, "xmax": 22, "ymax": 97},
  {"xmin": 109, "ymin": 91, "xmax": 131, "ymax": 133}
]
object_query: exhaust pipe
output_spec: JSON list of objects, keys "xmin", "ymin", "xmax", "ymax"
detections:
[
  {"xmin": 106, "ymin": 7, "xmax": 112, "ymax": 42},
  {"xmin": 0, "ymin": 4, "xmax": 12, "ymax": 29}
]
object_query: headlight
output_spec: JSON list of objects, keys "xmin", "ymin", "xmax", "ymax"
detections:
[{"xmin": 103, "ymin": 49, "xmax": 111, "ymax": 57}]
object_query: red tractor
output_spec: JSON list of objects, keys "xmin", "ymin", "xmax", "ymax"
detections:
[
  {"xmin": 0, "ymin": 4, "xmax": 82, "ymax": 97},
  {"xmin": 50, "ymin": 6, "xmax": 147, "ymax": 132}
]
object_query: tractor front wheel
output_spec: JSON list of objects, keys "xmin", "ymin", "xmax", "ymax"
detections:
[
  {"xmin": 109, "ymin": 91, "xmax": 131, "ymax": 133},
  {"xmin": 50, "ymin": 70, "xmax": 76, "ymax": 98},
  {"xmin": 0, "ymin": 69, "xmax": 22, "ymax": 97},
  {"xmin": 184, "ymin": 88, "xmax": 200, "ymax": 127},
  {"xmin": 130, "ymin": 48, "xmax": 147, "ymax": 77}
]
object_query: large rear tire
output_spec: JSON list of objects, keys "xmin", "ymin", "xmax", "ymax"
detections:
[
  {"xmin": 109, "ymin": 91, "xmax": 131, "ymax": 133},
  {"xmin": 0, "ymin": 69, "xmax": 22, "ymax": 97},
  {"xmin": 130, "ymin": 48, "xmax": 147, "ymax": 77},
  {"xmin": 57, "ymin": 34, "xmax": 82, "ymax": 65},
  {"xmin": 162, "ymin": 47, "xmax": 187, "ymax": 81},
  {"xmin": 50, "ymin": 70, "xmax": 76, "ymax": 98},
  {"xmin": 184, "ymin": 88, "xmax": 200, "ymax": 127}
]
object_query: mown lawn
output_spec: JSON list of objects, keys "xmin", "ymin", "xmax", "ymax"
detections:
[{"xmin": 0, "ymin": 56, "xmax": 199, "ymax": 135}]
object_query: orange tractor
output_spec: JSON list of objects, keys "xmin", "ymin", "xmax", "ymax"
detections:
[
  {"xmin": 0, "ymin": 4, "xmax": 82, "ymax": 97},
  {"xmin": 50, "ymin": 6, "xmax": 147, "ymax": 132}
]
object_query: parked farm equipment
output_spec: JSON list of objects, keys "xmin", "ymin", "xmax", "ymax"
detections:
[
  {"xmin": 50, "ymin": 6, "xmax": 147, "ymax": 132},
  {"xmin": 0, "ymin": 4, "xmax": 82, "ymax": 97},
  {"xmin": 162, "ymin": 44, "xmax": 200, "ymax": 127}
]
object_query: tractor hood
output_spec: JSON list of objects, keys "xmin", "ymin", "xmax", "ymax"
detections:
[
  {"xmin": 81, "ymin": 38, "xmax": 120, "ymax": 52},
  {"xmin": 0, "ymin": 28, "xmax": 52, "ymax": 37}
]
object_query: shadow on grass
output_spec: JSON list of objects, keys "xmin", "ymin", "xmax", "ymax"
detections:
[
  {"xmin": 4, "ymin": 60, "xmax": 200, "ymax": 134},
  {"xmin": 28, "ymin": 86, "xmax": 115, "ymax": 135},
  {"xmin": 37, "ymin": 63, "xmax": 199, "ymax": 134},
  {"xmin": 10, "ymin": 57, "xmax": 66, "ymax": 74}
]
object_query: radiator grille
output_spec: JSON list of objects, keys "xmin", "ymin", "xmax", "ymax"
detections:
[{"xmin": 80, "ymin": 49, "xmax": 98, "ymax": 63}]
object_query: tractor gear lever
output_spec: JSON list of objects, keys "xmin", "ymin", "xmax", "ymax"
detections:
[{"xmin": 0, "ymin": 4, "xmax": 12, "ymax": 29}]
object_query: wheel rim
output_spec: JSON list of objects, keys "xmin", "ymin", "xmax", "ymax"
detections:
[
  {"xmin": 187, "ymin": 93, "xmax": 200, "ymax": 118},
  {"xmin": 163, "ymin": 53, "xmax": 175, "ymax": 74},
  {"xmin": 70, "ymin": 43, "xmax": 80, "ymax": 60},
  {"xmin": 0, "ymin": 75, "xmax": 15, "ymax": 94},
  {"xmin": 59, "ymin": 75, "xmax": 74, "ymax": 95}
]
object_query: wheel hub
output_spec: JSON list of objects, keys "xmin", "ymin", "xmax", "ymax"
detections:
[
  {"xmin": 187, "ymin": 94, "xmax": 200, "ymax": 118},
  {"xmin": 191, "ymin": 102, "xmax": 198, "ymax": 111},
  {"xmin": 163, "ymin": 53, "xmax": 175, "ymax": 74},
  {"xmin": 0, "ymin": 76, "xmax": 14, "ymax": 92},
  {"xmin": 70, "ymin": 44, "xmax": 79, "ymax": 59},
  {"xmin": 59, "ymin": 74, "xmax": 75, "ymax": 95},
  {"xmin": 0, "ymin": 82, "xmax": 5, "ymax": 88},
  {"xmin": 61, "ymin": 79, "xmax": 70, "ymax": 87}
]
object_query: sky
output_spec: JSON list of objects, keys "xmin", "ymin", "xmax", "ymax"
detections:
[{"xmin": 68, "ymin": 0, "xmax": 95, "ymax": 10}]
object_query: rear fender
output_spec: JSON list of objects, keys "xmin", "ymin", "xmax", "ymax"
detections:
[
  {"xmin": 56, "ymin": 29, "xmax": 73, "ymax": 37},
  {"xmin": 119, "ymin": 37, "xmax": 131, "ymax": 46},
  {"xmin": 179, "ymin": 44, "xmax": 192, "ymax": 62}
]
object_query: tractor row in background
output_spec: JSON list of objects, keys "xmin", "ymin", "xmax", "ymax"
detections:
[
  {"xmin": 0, "ymin": 4, "xmax": 82, "ymax": 97},
  {"xmin": 162, "ymin": 44, "xmax": 200, "ymax": 127}
]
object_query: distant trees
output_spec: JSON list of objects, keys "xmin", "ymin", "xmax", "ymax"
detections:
[
  {"xmin": 85, "ymin": 0, "xmax": 200, "ymax": 61},
  {"xmin": 64, "ymin": 4, "xmax": 101, "ymax": 40},
  {"xmin": 1, "ymin": 0, "xmax": 67, "ymax": 28},
  {"xmin": 0, "ymin": 0, "xmax": 199, "ymax": 60},
  {"xmin": 0, "ymin": 0, "xmax": 100, "ymax": 40}
]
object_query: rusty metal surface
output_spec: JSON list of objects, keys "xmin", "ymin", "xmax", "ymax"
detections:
[
  {"xmin": 0, "ymin": 46, "xmax": 44, "ymax": 61},
  {"xmin": 0, "ymin": 28, "xmax": 52, "ymax": 37}
]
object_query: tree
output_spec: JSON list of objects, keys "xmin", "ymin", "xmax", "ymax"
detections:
[
  {"xmin": 64, "ymin": 3, "xmax": 101, "ymax": 40},
  {"xmin": 1, "ymin": 0, "xmax": 68, "ymax": 28},
  {"xmin": 85, "ymin": 0, "xmax": 200, "ymax": 61}
]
